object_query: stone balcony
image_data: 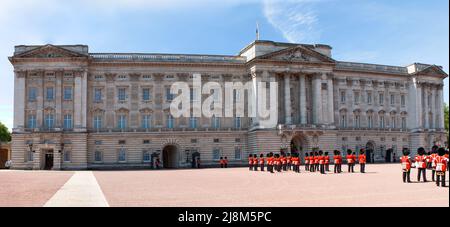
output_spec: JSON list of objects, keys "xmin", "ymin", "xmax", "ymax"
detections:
[{"xmin": 90, "ymin": 53, "xmax": 246, "ymax": 64}]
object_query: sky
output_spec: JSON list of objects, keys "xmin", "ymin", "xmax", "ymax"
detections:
[{"xmin": 0, "ymin": 0, "xmax": 448, "ymax": 130}]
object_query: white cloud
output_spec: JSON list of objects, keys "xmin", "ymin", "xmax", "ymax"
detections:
[{"xmin": 263, "ymin": 0, "xmax": 322, "ymax": 43}]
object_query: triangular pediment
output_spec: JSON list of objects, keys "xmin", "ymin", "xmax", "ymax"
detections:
[
  {"xmin": 257, "ymin": 45, "xmax": 335, "ymax": 63},
  {"xmin": 14, "ymin": 44, "xmax": 88, "ymax": 58},
  {"xmin": 414, "ymin": 65, "xmax": 448, "ymax": 78}
]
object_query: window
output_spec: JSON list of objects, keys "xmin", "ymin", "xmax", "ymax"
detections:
[
  {"xmin": 94, "ymin": 88, "xmax": 102, "ymax": 102},
  {"xmin": 28, "ymin": 87, "xmax": 37, "ymax": 101},
  {"xmin": 191, "ymin": 139, "xmax": 198, "ymax": 143},
  {"xmin": 213, "ymin": 148, "xmax": 221, "ymax": 160},
  {"xmin": 391, "ymin": 116, "xmax": 396, "ymax": 129},
  {"xmin": 63, "ymin": 151, "xmax": 71, "ymax": 162},
  {"xmin": 401, "ymin": 95, "xmax": 406, "ymax": 107},
  {"xmin": 354, "ymin": 91, "xmax": 360, "ymax": 105},
  {"xmin": 379, "ymin": 93, "xmax": 384, "ymax": 105},
  {"xmin": 189, "ymin": 117, "xmax": 198, "ymax": 129},
  {"xmin": 380, "ymin": 116, "xmax": 385, "ymax": 128},
  {"xmin": 27, "ymin": 115, "xmax": 36, "ymax": 128},
  {"xmin": 143, "ymin": 140, "xmax": 150, "ymax": 144},
  {"xmin": 118, "ymin": 148, "xmax": 126, "ymax": 162},
  {"xmin": 166, "ymin": 87, "xmax": 174, "ymax": 101},
  {"xmin": 27, "ymin": 150, "xmax": 34, "ymax": 162},
  {"xmin": 390, "ymin": 94, "xmax": 395, "ymax": 106},
  {"xmin": 118, "ymin": 88, "xmax": 126, "ymax": 101},
  {"xmin": 367, "ymin": 92, "xmax": 372, "ymax": 104},
  {"xmin": 340, "ymin": 115, "xmax": 347, "ymax": 128},
  {"xmin": 63, "ymin": 87, "xmax": 72, "ymax": 100},
  {"xmin": 46, "ymin": 87, "xmax": 54, "ymax": 101},
  {"xmin": 45, "ymin": 114, "xmax": 54, "ymax": 129},
  {"xmin": 428, "ymin": 94, "xmax": 432, "ymax": 106},
  {"xmin": 94, "ymin": 115, "xmax": 102, "ymax": 129},
  {"xmin": 354, "ymin": 115, "xmax": 361, "ymax": 128},
  {"xmin": 234, "ymin": 90, "xmax": 241, "ymax": 102},
  {"xmin": 141, "ymin": 115, "xmax": 152, "ymax": 129},
  {"xmin": 142, "ymin": 88, "xmax": 151, "ymax": 101},
  {"xmin": 340, "ymin": 91, "xmax": 346, "ymax": 103},
  {"xmin": 118, "ymin": 140, "xmax": 126, "ymax": 145},
  {"xmin": 234, "ymin": 147, "xmax": 242, "ymax": 160},
  {"xmin": 368, "ymin": 115, "xmax": 373, "ymax": 128},
  {"xmin": 401, "ymin": 117, "xmax": 407, "ymax": 130},
  {"xmin": 235, "ymin": 138, "xmax": 241, "ymax": 143},
  {"xmin": 143, "ymin": 151, "xmax": 151, "ymax": 163},
  {"xmin": 63, "ymin": 114, "xmax": 73, "ymax": 129},
  {"xmin": 118, "ymin": 115, "xmax": 127, "ymax": 129},
  {"xmin": 234, "ymin": 117, "xmax": 241, "ymax": 129},
  {"xmin": 167, "ymin": 114, "xmax": 174, "ymax": 129},
  {"xmin": 94, "ymin": 150, "xmax": 102, "ymax": 162},
  {"xmin": 212, "ymin": 116, "xmax": 220, "ymax": 129},
  {"xmin": 214, "ymin": 138, "xmax": 220, "ymax": 143}
]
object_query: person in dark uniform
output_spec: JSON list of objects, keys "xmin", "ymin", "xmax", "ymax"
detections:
[
  {"xmin": 196, "ymin": 157, "xmax": 201, "ymax": 168},
  {"xmin": 400, "ymin": 148, "xmax": 412, "ymax": 183},
  {"xmin": 224, "ymin": 157, "xmax": 228, "ymax": 168},
  {"xmin": 220, "ymin": 157, "xmax": 224, "ymax": 168},
  {"xmin": 415, "ymin": 147, "xmax": 427, "ymax": 182},
  {"xmin": 268, "ymin": 152, "xmax": 274, "ymax": 173}
]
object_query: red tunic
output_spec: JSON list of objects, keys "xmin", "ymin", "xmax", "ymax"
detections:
[
  {"xmin": 401, "ymin": 156, "xmax": 412, "ymax": 171},
  {"xmin": 434, "ymin": 156, "xmax": 448, "ymax": 172},
  {"xmin": 287, "ymin": 157, "xmax": 292, "ymax": 164},
  {"xmin": 430, "ymin": 154, "xmax": 438, "ymax": 168},
  {"xmin": 259, "ymin": 157, "xmax": 265, "ymax": 165},
  {"xmin": 334, "ymin": 155, "xmax": 341, "ymax": 164},
  {"xmin": 346, "ymin": 155, "xmax": 355, "ymax": 164},
  {"xmin": 318, "ymin": 156, "xmax": 325, "ymax": 165},
  {"xmin": 281, "ymin": 157, "xmax": 287, "ymax": 165},
  {"xmin": 248, "ymin": 157, "xmax": 253, "ymax": 165},
  {"xmin": 359, "ymin": 154, "xmax": 366, "ymax": 164},
  {"xmin": 325, "ymin": 156, "xmax": 330, "ymax": 164},
  {"xmin": 415, "ymin": 155, "xmax": 427, "ymax": 169},
  {"xmin": 314, "ymin": 156, "xmax": 319, "ymax": 164},
  {"xmin": 253, "ymin": 158, "xmax": 258, "ymax": 165}
]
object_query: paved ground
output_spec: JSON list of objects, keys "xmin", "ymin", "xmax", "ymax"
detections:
[{"xmin": 0, "ymin": 164, "xmax": 448, "ymax": 207}]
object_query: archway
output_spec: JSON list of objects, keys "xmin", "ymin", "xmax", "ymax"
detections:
[
  {"xmin": 291, "ymin": 134, "xmax": 307, "ymax": 161},
  {"xmin": 365, "ymin": 141, "xmax": 375, "ymax": 163},
  {"xmin": 162, "ymin": 145, "xmax": 178, "ymax": 168}
]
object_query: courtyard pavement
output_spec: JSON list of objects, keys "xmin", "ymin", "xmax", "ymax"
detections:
[{"xmin": 0, "ymin": 164, "xmax": 448, "ymax": 207}]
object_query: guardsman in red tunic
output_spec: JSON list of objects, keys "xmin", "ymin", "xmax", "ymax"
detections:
[
  {"xmin": 314, "ymin": 152, "xmax": 320, "ymax": 172},
  {"xmin": 304, "ymin": 153, "xmax": 309, "ymax": 171},
  {"xmin": 253, "ymin": 154, "xmax": 258, "ymax": 171},
  {"xmin": 415, "ymin": 147, "xmax": 427, "ymax": 182},
  {"xmin": 259, "ymin": 154, "xmax": 265, "ymax": 172},
  {"xmin": 267, "ymin": 153, "xmax": 273, "ymax": 173},
  {"xmin": 280, "ymin": 154, "xmax": 287, "ymax": 171},
  {"xmin": 295, "ymin": 154, "xmax": 301, "ymax": 173},
  {"xmin": 224, "ymin": 157, "xmax": 228, "ymax": 168},
  {"xmin": 248, "ymin": 154, "xmax": 253, "ymax": 171},
  {"xmin": 318, "ymin": 150, "xmax": 325, "ymax": 174},
  {"xmin": 333, "ymin": 150, "xmax": 342, "ymax": 173},
  {"xmin": 434, "ymin": 148, "xmax": 448, "ymax": 187},
  {"xmin": 358, "ymin": 149, "xmax": 367, "ymax": 173},
  {"xmin": 346, "ymin": 149, "xmax": 355, "ymax": 173},
  {"xmin": 220, "ymin": 157, "xmax": 224, "ymax": 168},
  {"xmin": 291, "ymin": 154, "xmax": 297, "ymax": 173},
  {"xmin": 324, "ymin": 152, "xmax": 330, "ymax": 172},
  {"xmin": 430, "ymin": 145, "xmax": 439, "ymax": 181},
  {"xmin": 287, "ymin": 153, "xmax": 292, "ymax": 171},
  {"xmin": 401, "ymin": 148, "xmax": 412, "ymax": 183},
  {"xmin": 310, "ymin": 152, "xmax": 315, "ymax": 172}
]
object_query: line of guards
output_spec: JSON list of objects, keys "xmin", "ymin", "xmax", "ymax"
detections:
[
  {"xmin": 401, "ymin": 146, "xmax": 449, "ymax": 187},
  {"xmin": 248, "ymin": 149, "xmax": 367, "ymax": 175}
]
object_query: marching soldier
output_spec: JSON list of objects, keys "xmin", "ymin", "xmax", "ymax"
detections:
[
  {"xmin": 310, "ymin": 152, "xmax": 316, "ymax": 172},
  {"xmin": 253, "ymin": 154, "xmax": 258, "ymax": 171},
  {"xmin": 415, "ymin": 147, "xmax": 427, "ymax": 182},
  {"xmin": 401, "ymin": 148, "xmax": 412, "ymax": 183},
  {"xmin": 305, "ymin": 153, "xmax": 310, "ymax": 171},
  {"xmin": 324, "ymin": 152, "xmax": 330, "ymax": 172},
  {"xmin": 358, "ymin": 149, "xmax": 366, "ymax": 173},
  {"xmin": 314, "ymin": 152, "xmax": 320, "ymax": 172},
  {"xmin": 346, "ymin": 149, "xmax": 355, "ymax": 173},
  {"xmin": 287, "ymin": 153, "xmax": 292, "ymax": 171},
  {"xmin": 333, "ymin": 150, "xmax": 342, "ymax": 173},
  {"xmin": 434, "ymin": 147, "xmax": 448, "ymax": 187},
  {"xmin": 248, "ymin": 154, "xmax": 253, "ymax": 171},
  {"xmin": 281, "ymin": 154, "xmax": 287, "ymax": 171},
  {"xmin": 430, "ymin": 146, "xmax": 439, "ymax": 181},
  {"xmin": 268, "ymin": 152, "xmax": 274, "ymax": 173},
  {"xmin": 295, "ymin": 153, "xmax": 301, "ymax": 173},
  {"xmin": 224, "ymin": 157, "xmax": 228, "ymax": 168},
  {"xmin": 318, "ymin": 150, "xmax": 326, "ymax": 174},
  {"xmin": 259, "ymin": 154, "xmax": 265, "ymax": 172},
  {"xmin": 426, "ymin": 152, "xmax": 432, "ymax": 169}
]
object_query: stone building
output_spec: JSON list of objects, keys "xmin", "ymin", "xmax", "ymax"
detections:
[{"xmin": 8, "ymin": 40, "xmax": 447, "ymax": 170}]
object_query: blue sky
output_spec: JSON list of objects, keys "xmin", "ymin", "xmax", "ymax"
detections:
[{"xmin": 0, "ymin": 0, "xmax": 448, "ymax": 130}]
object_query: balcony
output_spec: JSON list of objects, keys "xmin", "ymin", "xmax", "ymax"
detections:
[{"xmin": 90, "ymin": 53, "xmax": 246, "ymax": 64}]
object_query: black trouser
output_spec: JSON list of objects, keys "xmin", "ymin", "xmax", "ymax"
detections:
[
  {"xmin": 283, "ymin": 164, "xmax": 287, "ymax": 171},
  {"xmin": 334, "ymin": 164, "xmax": 338, "ymax": 173},
  {"xmin": 305, "ymin": 164, "xmax": 309, "ymax": 171},
  {"xmin": 310, "ymin": 164, "xmax": 315, "ymax": 172},
  {"xmin": 225, "ymin": 163, "xmax": 228, "ymax": 168},
  {"xmin": 269, "ymin": 165, "xmax": 273, "ymax": 173},
  {"xmin": 403, "ymin": 170, "xmax": 411, "ymax": 183},
  {"xmin": 249, "ymin": 164, "xmax": 253, "ymax": 171},
  {"xmin": 436, "ymin": 172, "xmax": 446, "ymax": 187},
  {"xmin": 325, "ymin": 164, "xmax": 330, "ymax": 172},
  {"xmin": 417, "ymin": 168, "xmax": 427, "ymax": 182},
  {"xmin": 260, "ymin": 164, "xmax": 265, "ymax": 172},
  {"xmin": 221, "ymin": 164, "xmax": 224, "ymax": 168},
  {"xmin": 360, "ymin": 163, "xmax": 365, "ymax": 173},
  {"xmin": 296, "ymin": 165, "xmax": 301, "ymax": 173},
  {"xmin": 254, "ymin": 164, "xmax": 258, "ymax": 171},
  {"xmin": 432, "ymin": 169, "xmax": 436, "ymax": 181},
  {"xmin": 320, "ymin": 164, "xmax": 325, "ymax": 174},
  {"xmin": 316, "ymin": 164, "xmax": 319, "ymax": 171},
  {"xmin": 348, "ymin": 163, "xmax": 354, "ymax": 173}
]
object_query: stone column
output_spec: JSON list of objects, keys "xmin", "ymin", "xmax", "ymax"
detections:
[
  {"xmin": 438, "ymin": 85, "xmax": 444, "ymax": 130},
  {"xmin": 312, "ymin": 73, "xmax": 322, "ymax": 125},
  {"xmin": 327, "ymin": 74, "xmax": 335, "ymax": 125},
  {"xmin": 36, "ymin": 71, "xmax": 44, "ymax": 128},
  {"xmin": 423, "ymin": 84, "xmax": 429, "ymax": 129},
  {"xmin": 416, "ymin": 82, "xmax": 423, "ymax": 128},
  {"xmin": 55, "ymin": 71, "xmax": 63, "ymax": 128},
  {"xmin": 13, "ymin": 71, "xmax": 26, "ymax": 130},
  {"xmin": 299, "ymin": 73, "xmax": 307, "ymax": 125},
  {"xmin": 284, "ymin": 73, "xmax": 292, "ymax": 125},
  {"xmin": 430, "ymin": 87, "xmax": 436, "ymax": 129},
  {"xmin": 251, "ymin": 71, "xmax": 261, "ymax": 126},
  {"xmin": 74, "ymin": 71, "xmax": 83, "ymax": 130},
  {"xmin": 81, "ymin": 70, "xmax": 88, "ymax": 130}
]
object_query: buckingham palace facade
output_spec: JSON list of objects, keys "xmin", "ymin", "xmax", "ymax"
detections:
[{"xmin": 8, "ymin": 40, "xmax": 448, "ymax": 170}]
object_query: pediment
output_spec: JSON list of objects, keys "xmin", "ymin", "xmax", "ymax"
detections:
[
  {"xmin": 257, "ymin": 45, "xmax": 335, "ymax": 63},
  {"xmin": 415, "ymin": 65, "xmax": 448, "ymax": 78},
  {"xmin": 14, "ymin": 45, "xmax": 88, "ymax": 58}
]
